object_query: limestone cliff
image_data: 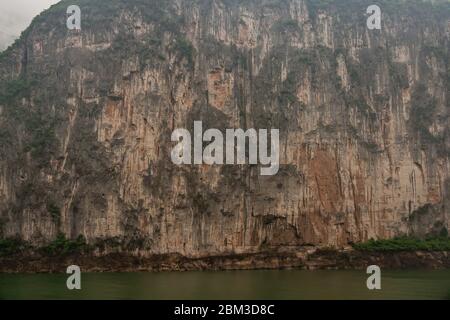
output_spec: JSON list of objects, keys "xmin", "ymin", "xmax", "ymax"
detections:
[{"xmin": 0, "ymin": 0, "xmax": 449, "ymax": 258}]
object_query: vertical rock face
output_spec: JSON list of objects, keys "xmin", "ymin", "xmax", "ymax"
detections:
[{"xmin": 0, "ymin": 0, "xmax": 449, "ymax": 257}]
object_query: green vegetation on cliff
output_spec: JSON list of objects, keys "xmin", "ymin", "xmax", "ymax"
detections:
[
  {"xmin": 41, "ymin": 233, "xmax": 88, "ymax": 256},
  {"xmin": 353, "ymin": 236, "xmax": 450, "ymax": 252},
  {"xmin": 0, "ymin": 234, "xmax": 88, "ymax": 257},
  {"xmin": 0, "ymin": 238, "xmax": 27, "ymax": 257},
  {"xmin": 0, "ymin": 78, "xmax": 32, "ymax": 105}
]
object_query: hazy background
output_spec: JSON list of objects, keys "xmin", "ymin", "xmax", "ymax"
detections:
[{"xmin": 0, "ymin": 0, "xmax": 60, "ymax": 50}]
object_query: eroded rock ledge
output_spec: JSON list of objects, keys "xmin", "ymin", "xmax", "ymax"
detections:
[{"xmin": 1, "ymin": 248, "xmax": 449, "ymax": 273}]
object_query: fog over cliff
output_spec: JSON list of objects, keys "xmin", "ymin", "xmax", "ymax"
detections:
[{"xmin": 0, "ymin": 0, "xmax": 60, "ymax": 50}]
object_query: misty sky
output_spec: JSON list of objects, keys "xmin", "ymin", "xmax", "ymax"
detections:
[{"xmin": 0, "ymin": 0, "xmax": 60, "ymax": 50}]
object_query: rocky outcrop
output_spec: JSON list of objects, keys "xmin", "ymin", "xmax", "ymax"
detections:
[
  {"xmin": 2, "ymin": 248, "xmax": 450, "ymax": 273},
  {"xmin": 0, "ymin": 0, "xmax": 449, "ymax": 258}
]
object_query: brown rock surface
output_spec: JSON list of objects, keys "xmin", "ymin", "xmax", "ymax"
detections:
[{"xmin": 0, "ymin": 0, "xmax": 448, "ymax": 261}]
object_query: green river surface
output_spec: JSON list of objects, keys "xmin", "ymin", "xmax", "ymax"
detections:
[{"xmin": 1, "ymin": 269, "xmax": 449, "ymax": 300}]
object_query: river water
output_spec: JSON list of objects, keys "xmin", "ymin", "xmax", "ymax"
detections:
[{"xmin": 1, "ymin": 269, "xmax": 449, "ymax": 300}]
